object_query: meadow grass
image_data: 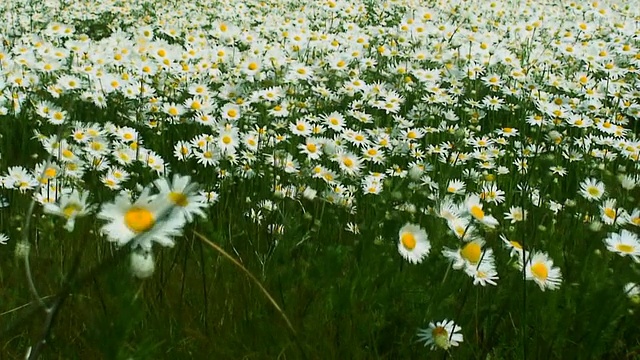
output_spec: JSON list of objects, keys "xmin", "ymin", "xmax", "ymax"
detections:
[{"xmin": 1, "ymin": 0, "xmax": 640, "ymax": 358}]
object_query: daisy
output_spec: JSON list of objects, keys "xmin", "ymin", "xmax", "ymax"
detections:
[
  {"xmin": 604, "ymin": 230, "xmax": 640, "ymax": 263},
  {"xmin": 500, "ymin": 234, "xmax": 527, "ymax": 259},
  {"xmin": 417, "ymin": 319, "xmax": 463, "ymax": 350},
  {"xmin": 624, "ymin": 283, "xmax": 640, "ymax": 303},
  {"xmin": 629, "ymin": 209, "xmax": 640, "ymax": 227},
  {"xmin": 397, "ymin": 223, "xmax": 431, "ymax": 264},
  {"xmin": 579, "ymin": 177, "xmax": 606, "ymax": 201},
  {"xmin": 154, "ymin": 174, "xmax": 207, "ymax": 224},
  {"xmin": 0, "ymin": 233, "xmax": 8, "ymax": 245},
  {"xmin": 464, "ymin": 194, "xmax": 499, "ymax": 228},
  {"xmin": 298, "ymin": 138, "xmax": 323, "ymax": 160},
  {"xmin": 336, "ymin": 151, "xmax": 362, "ymax": 176},
  {"xmin": 522, "ymin": 251, "xmax": 563, "ymax": 291},
  {"xmin": 43, "ymin": 189, "xmax": 94, "ymax": 232},
  {"xmin": 323, "ymin": 111, "xmax": 346, "ymax": 132},
  {"xmin": 290, "ymin": 118, "xmax": 313, "ymax": 137},
  {"xmin": 599, "ymin": 198, "xmax": 629, "ymax": 226},
  {"xmin": 447, "ymin": 216, "xmax": 476, "ymax": 240},
  {"xmin": 361, "ymin": 146, "xmax": 385, "ymax": 164},
  {"xmin": 437, "ymin": 197, "xmax": 461, "ymax": 222},
  {"xmin": 98, "ymin": 188, "xmax": 184, "ymax": 251},
  {"xmin": 446, "ymin": 179, "xmax": 466, "ymax": 195},
  {"xmin": 466, "ymin": 262, "xmax": 499, "ymax": 286},
  {"xmin": 504, "ymin": 206, "xmax": 527, "ymax": 223},
  {"xmin": 443, "ymin": 239, "xmax": 494, "ymax": 270}
]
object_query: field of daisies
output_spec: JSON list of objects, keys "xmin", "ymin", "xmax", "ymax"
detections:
[{"xmin": 1, "ymin": 0, "xmax": 640, "ymax": 358}]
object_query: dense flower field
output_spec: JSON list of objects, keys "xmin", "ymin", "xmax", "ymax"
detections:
[{"xmin": 1, "ymin": 0, "xmax": 639, "ymax": 358}]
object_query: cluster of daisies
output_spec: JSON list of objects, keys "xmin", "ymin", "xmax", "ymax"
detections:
[
  {"xmin": 1, "ymin": 0, "xmax": 640, "ymax": 352},
  {"xmin": 36, "ymin": 174, "xmax": 208, "ymax": 277}
]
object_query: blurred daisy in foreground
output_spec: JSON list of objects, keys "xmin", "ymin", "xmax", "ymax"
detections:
[
  {"xmin": 398, "ymin": 223, "xmax": 431, "ymax": 264},
  {"xmin": 522, "ymin": 251, "xmax": 563, "ymax": 291},
  {"xmin": 98, "ymin": 187, "xmax": 184, "ymax": 251},
  {"xmin": 604, "ymin": 229, "xmax": 640, "ymax": 263},
  {"xmin": 417, "ymin": 319, "xmax": 463, "ymax": 350},
  {"xmin": 0, "ymin": 233, "xmax": 9, "ymax": 245},
  {"xmin": 624, "ymin": 283, "xmax": 640, "ymax": 304},
  {"xmin": 154, "ymin": 174, "xmax": 207, "ymax": 223},
  {"xmin": 43, "ymin": 189, "xmax": 94, "ymax": 231}
]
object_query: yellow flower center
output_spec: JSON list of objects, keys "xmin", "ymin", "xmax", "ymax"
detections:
[
  {"xmin": 510, "ymin": 240, "xmax": 522, "ymax": 249},
  {"xmin": 604, "ymin": 208, "xmax": 616, "ymax": 219},
  {"xmin": 470, "ymin": 205, "xmax": 485, "ymax": 220},
  {"xmin": 124, "ymin": 207, "xmax": 155, "ymax": 233},
  {"xmin": 461, "ymin": 242, "xmax": 481, "ymax": 264},
  {"xmin": 432, "ymin": 326, "xmax": 449, "ymax": 349},
  {"xmin": 343, "ymin": 157, "xmax": 354, "ymax": 168},
  {"xmin": 531, "ymin": 262, "xmax": 548, "ymax": 281},
  {"xmin": 62, "ymin": 203, "xmax": 82, "ymax": 218},
  {"xmin": 227, "ymin": 109, "xmax": 237, "ymax": 118},
  {"xmin": 306, "ymin": 143, "xmax": 317, "ymax": 152},
  {"xmin": 169, "ymin": 191, "xmax": 188, "ymax": 207},
  {"xmin": 587, "ymin": 187, "xmax": 600, "ymax": 197},
  {"xmin": 222, "ymin": 135, "xmax": 232, "ymax": 145},
  {"xmin": 400, "ymin": 232, "xmax": 417, "ymax": 250},
  {"xmin": 616, "ymin": 244, "xmax": 634, "ymax": 253},
  {"xmin": 44, "ymin": 167, "xmax": 57, "ymax": 178}
]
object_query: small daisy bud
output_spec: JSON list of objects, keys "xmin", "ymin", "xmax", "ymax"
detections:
[
  {"xmin": 130, "ymin": 250, "xmax": 155, "ymax": 279},
  {"xmin": 14, "ymin": 241, "xmax": 30, "ymax": 259},
  {"xmin": 589, "ymin": 221, "xmax": 603, "ymax": 232}
]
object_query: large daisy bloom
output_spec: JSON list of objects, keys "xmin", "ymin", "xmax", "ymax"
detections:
[
  {"xmin": 398, "ymin": 223, "xmax": 431, "ymax": 264},
  {"xmin": 417, "ymin": 319, "xmax": 464, "ymax": 350},
  {"xmin": 522, "ymin": 251, "xmax": 563, "ymax": 291},
  {"xmin": 604, "ymin": 230, "xmax": 640, "ymax": 263},
  {"xmin": 98, "ymin": 188, "xmax": 184, "ymax": 251}
]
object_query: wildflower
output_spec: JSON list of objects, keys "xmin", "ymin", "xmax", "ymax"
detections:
[
  {"xmin": 466, "ymin": 262, "xmax": 499, "ymax": 286},
  {"xmin": 501, "ymin": 234, "xmax": 526, "ymax": 259},
  {"xmin": 417, "ymin": 319, "xmax": 463, "ymax": 350},
  {"xmin": 579, "ymin": 178, "xmax": 606, "ymax": 201},
  {"xmin": 464, "ymin": 194, "xmax": 499, "ymax": 228},
  {"xmin": 0, "ymin": 233, "xmax": 8, "ymax": 245},
  {"xmin": 604, "ymin": 230, "xmax": 640, "ymax": 263},
  {"xmin": 599, "ymin": 198, "xmax": 629, "ymax": 226},
  {"xmin": 446, "ymin": 179, "xmax": 466, "ymax": 195},
  {"xmin": 98, "ymin": 188, "xmax": 184, "ymax": 251},
  {"xmin": 154, "ymin": 174, "xmax": 207, "ymax": 223},
  {"xmin": 504, "ymin": 206, "xmax": 527, "ymax": 223},
  {"xmin": 443, "ymin": 239, "xmax": 495, "ymax": 271},
  {"xmin": 522, "ymin": 252, "xmax": 563, "ymax": 291},
  {"xmin": 624, "ymin": 283, "xmax": 640, "ymax": 304},
  {"xmin": 398, "ymin": 223, "xmax": 431, "ymax": 264},
  {"xmin": 42, "ymin": 190, "xmax": 94, "ymax": 232}
]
